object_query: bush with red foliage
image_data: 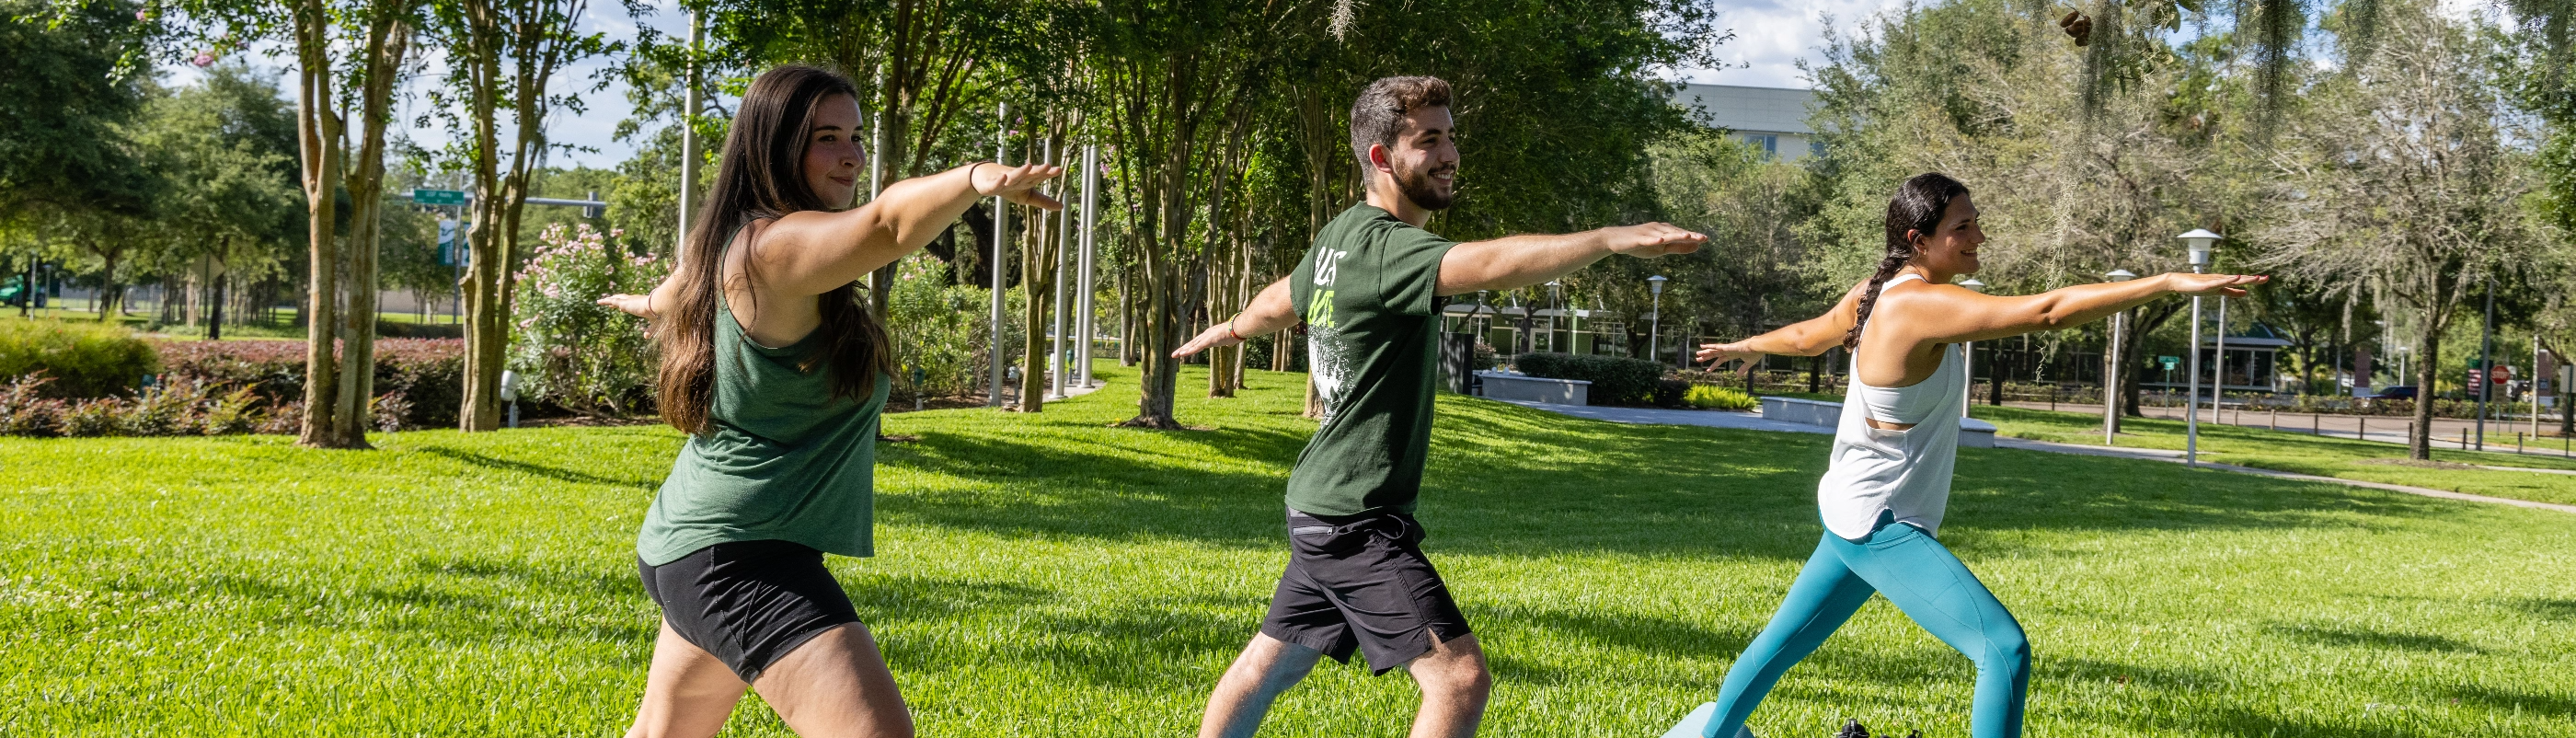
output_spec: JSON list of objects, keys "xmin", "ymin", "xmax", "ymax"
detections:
[{"xmin": 155, "ymin": 339, "xmax": 464, "ymax": 429}]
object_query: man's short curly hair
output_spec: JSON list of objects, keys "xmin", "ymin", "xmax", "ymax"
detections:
[{"xmin": 1349, "ymin": 75, "xmax": 1452, "ymax": 167}]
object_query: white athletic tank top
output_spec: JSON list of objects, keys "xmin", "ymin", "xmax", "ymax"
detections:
[{"xmin": 1816, "ymin": 273, "xmax": 1965, "ymax": 540}]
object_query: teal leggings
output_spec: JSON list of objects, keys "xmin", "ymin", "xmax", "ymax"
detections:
[{"xmin": 1705, "ymin": 515, "xmax": 2029, "ymax": 737}]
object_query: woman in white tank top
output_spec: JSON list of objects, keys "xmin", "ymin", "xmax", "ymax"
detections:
[{"xmin": 1662, "ymin": 173, "xmax": 2263, "ymax": 738}]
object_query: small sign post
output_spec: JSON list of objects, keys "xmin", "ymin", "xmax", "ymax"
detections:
[{"xmin": 413, "ymin": 189, "xmax": 467, "ymax": 206}]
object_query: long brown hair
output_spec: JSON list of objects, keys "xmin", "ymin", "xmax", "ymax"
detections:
[
  {"xmin": 657, "ymin": 64, "xmax": 895, "ymax": 434},
  {"xmin": 1844, "ymin": 172, "xmax": 1970, "ymax": 350}
]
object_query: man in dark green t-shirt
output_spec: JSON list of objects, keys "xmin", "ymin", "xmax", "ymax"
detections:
[{"xmin": 1169, "ymin": 75, "xmax": 1706, "ymax": 738}]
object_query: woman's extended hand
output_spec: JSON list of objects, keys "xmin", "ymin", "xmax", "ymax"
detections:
[
  {"xmin": 597, "ymin": 294, "xmax": 653, "ymax": 318},
  {"xmin": 2167, "ymin": 272, "xmax": 2267, "ymax": 297},
  {"xmin": 971, "ymin": 163, "xmax": 1068, "ymax": 211},
  {"xmin": 1696, "ymin": 341, "xmax": 1764, "ymax": 375}
]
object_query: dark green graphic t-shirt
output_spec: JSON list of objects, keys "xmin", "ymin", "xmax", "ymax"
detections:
[{"xmin": 1284, "ymin": 203, "xmax": 1457, "ymax": 516}]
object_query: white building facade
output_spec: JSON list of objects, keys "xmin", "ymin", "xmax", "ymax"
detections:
[{"xmin": 1672, "ymin": 84, "xmax": 1821, "ymax": 162}]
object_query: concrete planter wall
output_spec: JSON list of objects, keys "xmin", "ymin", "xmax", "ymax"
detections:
[
  {"xmin": 1758, "ymin": 396, "xmax": 1997, "ymax": 448},
  {"xmin": 1478, "ymin": 371, "xmax": 1589, "ymax": 406}
]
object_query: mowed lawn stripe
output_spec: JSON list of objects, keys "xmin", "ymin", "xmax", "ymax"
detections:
[{"xmin": 2, "ymin": 363, "xmax": 2570, "ymax": 736}]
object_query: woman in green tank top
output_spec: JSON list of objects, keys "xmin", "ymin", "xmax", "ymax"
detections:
[{"xmin": 596, "ymin": 65, "xmax": 1062, "ymax": 738}]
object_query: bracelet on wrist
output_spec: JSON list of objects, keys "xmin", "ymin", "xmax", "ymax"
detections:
[{"xmin": 1225, "ymin": 321, "xmax": 1246, "ymax": 341}]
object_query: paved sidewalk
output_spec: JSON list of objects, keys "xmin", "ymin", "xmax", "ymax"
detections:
[
  {"xmin": 1497, "ymin": 398, "xmax": 2576, "ymax": 515},
  {"xmin": 1995, "ymin": 399, "xmax": 2576, "ymax": 460}
]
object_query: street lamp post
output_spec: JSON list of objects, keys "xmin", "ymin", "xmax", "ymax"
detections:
[
  {"xmin": 2179, "ymin": 228, "xmax": 2222, "ymax": 467},
  {"xmin": 1648, "ymin": 275, "xmax": 1667, "ymax": 364},
  {"xmin": 1959, "ymin": 278, "xmax": 1986, "ymax": 418},
  {"xmin": 2104, "ymin": 269, "xmax": 2137, "ymax": 444}
]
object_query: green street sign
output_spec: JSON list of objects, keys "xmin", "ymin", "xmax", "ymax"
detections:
[
  {"xmin": 2158, "ymin": 355, "xmax": 2179, "ymax": 370},
  {"xmin": 413, "ymin": 189, "xmax": 467, "ymax": 206}
]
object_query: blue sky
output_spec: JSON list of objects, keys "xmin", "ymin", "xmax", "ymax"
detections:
[{"xmin": 165, "ymin": 0, "xmax": 1902, "ymax": 170}]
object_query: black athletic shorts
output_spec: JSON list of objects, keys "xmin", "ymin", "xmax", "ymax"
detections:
[
  {"xmin": 638, "ymin": 539, "xmax": 862, "ymax": 683},
  {"xmin": 1260, "ymin": 508, "xmax": 1473, "ymax": 675}
]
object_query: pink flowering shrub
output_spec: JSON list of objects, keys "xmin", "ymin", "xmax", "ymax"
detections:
[{"xmin": 510, "ymin": 223, "xmax": 667, "ymax": 416}]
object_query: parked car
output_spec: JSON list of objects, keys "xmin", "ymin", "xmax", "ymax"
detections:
[{"xmin": 2372, "ymin": 386, "xmax": 2418, "ymax": 400}]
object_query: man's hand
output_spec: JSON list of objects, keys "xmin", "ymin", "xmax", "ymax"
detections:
[
  {"xmin": 1696, "ymin": 341, "xmax": 1764, "ymax": 375},
  {"xmin": 1171, "ymin": 320, "xmax": 1247, "ymax": 359},
  {"xmin": 2167, "ymin": 272, "xmax": 2266, "ymax": 297},
  {"xmin": 1603, "ymin": 223, "xmax": 1707, "ymax": 258},
  {"xmin": 971, "ymin": 163, "xmax": 1067, "ymax": 211},
  {"xmin": 597, "ymin": 294, "xmax": 653, "ymax": 318}
]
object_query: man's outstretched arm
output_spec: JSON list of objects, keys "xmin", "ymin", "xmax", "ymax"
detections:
[
  {"xmin": 1172, "ymin": 277, "xmax": 1297, "ymax": 359},
  {"xmin": 1433, "ymin": 223, "xmax": 1705, "ymax": 296}
]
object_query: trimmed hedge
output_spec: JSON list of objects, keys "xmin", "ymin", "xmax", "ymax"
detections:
[
  {"xmin": 0, "ymin": 319, "xmax": 160, "ymax": 398},
  {"xmin": 155, "ymin": 339, "xmax": 465, "ymax": 430},
  {"xmin": 1685, "ymin": 384, "xmax": 1758, "ymax": 410},
  {"xmin": 1512, "ymin": 352, "xmax": 1663, "ymax": 406}
]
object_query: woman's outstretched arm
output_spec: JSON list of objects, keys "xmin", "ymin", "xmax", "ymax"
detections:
[
  {"xmin": 1889, "ymin": 272, "xmax": 2264, "ymax": 344},
  {"xmin": 594, "ymin": 162, "xmax": 1064, "ymax": 318},
  {"xmin": 750, "ymin": 163, "xmax": 1064, "ymax": 296},
  {"xmin": 1694, "ymin": 279, "xmax": 1869, "ymax": 371}
]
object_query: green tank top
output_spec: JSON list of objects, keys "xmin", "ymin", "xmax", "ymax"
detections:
[{"xmin": 636, "ymin": 249, "xmax": 891, "ymax": 567}]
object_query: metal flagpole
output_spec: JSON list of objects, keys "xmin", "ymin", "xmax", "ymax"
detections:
[
  {"xmin": 675, "ymin": 10, "xmax": 702, "ymax": 258},
  {"xmin": 2186, "ymin": 295, "xmax": 2202, "ymax": 467},
  {"xmin": 1048, "ymin": 138, "xmax": 1069, "ymax": 400},
  {"xmin": 2106, "ymin": 310, "xmax": 2122, "ymax": 445},
  {"xmin": 2214, "ymin": 296, "xmax": 2228, "ymax": 426},
  {"xmin": 1076, "ymin": 144, "xmax": 1099, "ymax": 387},
  {"xmin": 989, "ymin": 102, "xmax": 1010, "ymax": 408}
]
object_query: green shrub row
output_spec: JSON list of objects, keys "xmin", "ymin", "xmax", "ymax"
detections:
[
  {"xmin": 0, "ymin": 320, "xmax": 160, "ymax": 398},
  {"xmin": 1512, "ymin": 352, "xmax": 1664, "ymax": 406}
]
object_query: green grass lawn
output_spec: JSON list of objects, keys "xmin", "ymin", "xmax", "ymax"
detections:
[
  {"xmin": 1974, "ymin": 404, "xmax": 2576, "ymax": 507},
  {"xmin": 5, "ymin": 363, "xmax": 2572, "ymax": 736}
]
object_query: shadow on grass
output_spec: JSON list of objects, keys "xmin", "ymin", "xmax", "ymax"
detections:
[
  {"xmin": 2266, "ymin": 623, "xmax": 2484, "ymax": 653},
  {"xmin": 2442, "ymin": 683, "xmax": 2576, "ymax": 719},
  {"xmin": 416, "ymin": 445, "xmax": 651, "ymax": 488},
  {"xmin": 2511, "ymin": 597, "xmax": 2576, "ymax": 621}
]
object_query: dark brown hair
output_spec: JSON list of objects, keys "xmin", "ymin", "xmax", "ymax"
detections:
[
  {"xmin": 1845, "ymin": 172, "xmax": 1971, "ymax": 350},
  {"xmin": 1349, "ymin": 75, "xmax": 1453, "ymax": 167},
  {"xmin": 658, "ymin": 64, "xmax": 894, "ymax": 434}
]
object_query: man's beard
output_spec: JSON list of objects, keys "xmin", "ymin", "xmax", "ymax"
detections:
[{"xmin": 1396, "ymin": 160, "xmax": 1455, "ymax": 211}]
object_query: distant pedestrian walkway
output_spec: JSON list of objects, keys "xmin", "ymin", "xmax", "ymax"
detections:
[{"xmin": 1495, "ymin": 397, "xmax": 2576, "ymax": 516}]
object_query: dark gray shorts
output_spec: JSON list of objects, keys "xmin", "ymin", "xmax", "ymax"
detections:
[
  {"xmin": 1260, "ymin": 509, "xmax": 1473, "ymax": 675},
  {"xmin": 638, "ymin": 539, "xmax": 861, "ymax": 682}
]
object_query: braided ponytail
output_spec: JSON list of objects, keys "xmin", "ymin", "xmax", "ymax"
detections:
[{"xmin": 1844, "ymin": 172, "xmax": 1971, "ymax": 350}]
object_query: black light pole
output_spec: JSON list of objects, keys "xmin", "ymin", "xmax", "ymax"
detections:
[{"xmin": 2478, "ymin": 276, "xmax": 2495, "ymax": 449}]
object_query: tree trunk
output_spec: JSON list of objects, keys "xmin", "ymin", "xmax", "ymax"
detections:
[
  {"xmin": 208, "ymin": 269, "xmax": 226, "ymax": 340},
  {"xmin": 1017, "ymin": 160, "xmax": 1060, "ymax": 412},
  {"xmin": 2410, "ymin": 307, "xmax": 2443, "ymax": 460},
  {"xmin": 293, "ymin": 4, "xmax": 348, "ymax": 447}
]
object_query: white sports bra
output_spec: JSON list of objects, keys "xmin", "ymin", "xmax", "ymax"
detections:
[{"xmin": 1814, "ymin": 273, "xmax": 1966, "ymax": 540}]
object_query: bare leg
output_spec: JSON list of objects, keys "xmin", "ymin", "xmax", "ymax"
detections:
[
  {"xmin": 752, "ymin": 623, "xmax": 915, "ymax": 738},
  {"xmin": 1401, "ymin": 633, "xmax": 1492, "ymax": 738},
  {"xmin": 626, "ymin": 619, "xmax": 751, "ymax": 738},
  {"xmin": 1198, "ymin": 633, "xmax": 1324, "ymax": 738}
]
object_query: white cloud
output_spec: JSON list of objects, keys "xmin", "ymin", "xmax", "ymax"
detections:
[{"xmin": 1676, "ymin": 0, "xmax": 1913, "ymax": 89}]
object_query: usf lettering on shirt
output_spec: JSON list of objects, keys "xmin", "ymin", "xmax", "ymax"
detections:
[{"xmin": 1283, "ymin": 204, "xmax": 1457, "ymax": 516}]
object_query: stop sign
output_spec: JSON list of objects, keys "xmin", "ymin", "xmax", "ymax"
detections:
[{"xmin": 2491, "ymin": 367, "xmax": 2512, "ymax": 385}]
